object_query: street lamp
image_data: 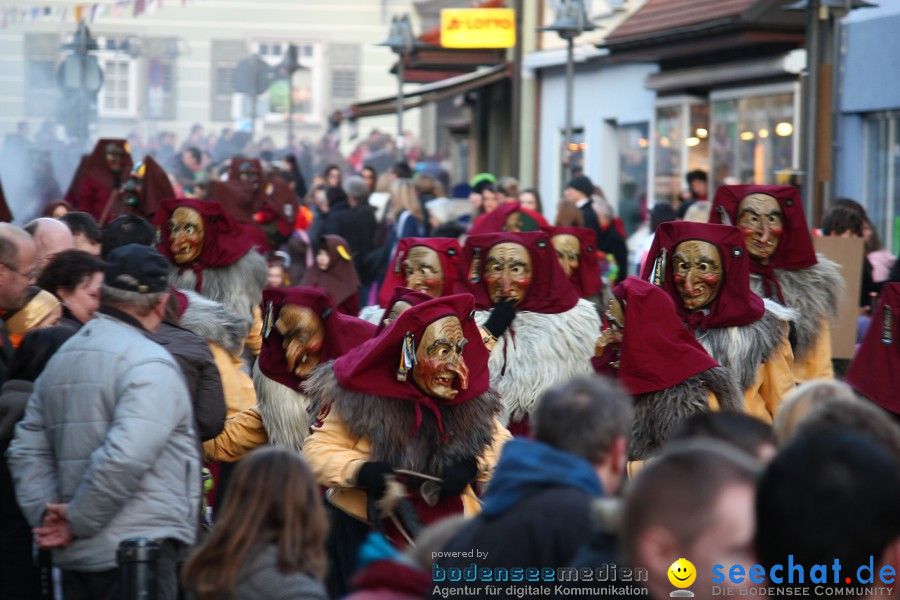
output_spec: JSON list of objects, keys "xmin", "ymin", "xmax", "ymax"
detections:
[
  {"xmin": 58, "ymin": 20, "xmax": 103, "ymax": 149},
  {"xmin": 539, "ymin": 0, "xmax": 599, "ymax": 181},
  {"xmin": 277, "ymin": 44, "xmax": 309, "ymax": 148},
  {"xmin": 782, "ymin": 0, "xmax": 875, "ymax": 224},
  {"xmin": 378, "ymin": 14, "xmax": 428, "ymax": 159}
]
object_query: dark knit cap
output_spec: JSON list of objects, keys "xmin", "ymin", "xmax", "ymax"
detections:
[{"xmin": 566, "ymin": 175, "xmax": 594, "ymax": 198}]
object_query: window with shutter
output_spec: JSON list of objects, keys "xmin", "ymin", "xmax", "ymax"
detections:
[
  {"xmin": 24, "ymin": 33, "xmax": 59, "ymax": 118},
  {"xmin": 210, "ymin": 40, "xmax": 248, "ymax": 122}
]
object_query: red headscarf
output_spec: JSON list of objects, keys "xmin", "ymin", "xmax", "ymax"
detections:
[
  {"xmin": 101, "ymin": 155, "xmax": 174, "ymax": 225},
  {"xmin": 595, "ymin": 277, "xmax": 720, "ymax": 395},
  {"xmin": 550, "ymin": 226, "xmax": 602, "ymax": 298},
  {"xmin": 154, "ymin": 197, "xmax": 256, "ymax": 290},
  {"xmin": 258, "ymin": 286, "xmax": 377, "ymax": 390},
  {"xmin": 300, "ymin": 235, "xmax": 360, "ymax": 306},
  {"xmin": 639, "ymin": 222, "xmax": 765, "ymax": 330},
  {"xmin": 709, "ymin": 185, "xmax": 817, "ymax": 303},
  {"xmin": 377, "ymin": 238, "xmax": 462, "ymax": 308},
  {"xmin": 66, "ymin": 138, "xmax": 134, "ymax": 209},
  {"xmin": 228, "ymin": 157, "xmax": 264, "ymax": 184},
  {"xmin": 255, "ymin": 175, "xmax": 298, "ymax": 238},
  {"xmin": 845, "ymin": 283, "xmax": 900, "ymax": 413},
  {"xmin": 460, "ymin": 231, "xmax": 580, "ymax": 314},
  {"xmin": 333, "ymin": 293, "xmax": 490, "ymax": 438},
  {"xmin": 468, "ymin": 202, "xmax": 550, "ymax": 236},
  {"xmin": 377, "ymin": 287, "xmax": 434, "ymax": 332}
]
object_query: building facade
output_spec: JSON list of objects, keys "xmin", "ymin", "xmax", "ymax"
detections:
[
  {"xmin": 835, "ymin": 3, "xmax": 900, "ymax": 254},
  {"xmin": 1, "ymin": 0, "xmax": 421, "ymax": 148}
]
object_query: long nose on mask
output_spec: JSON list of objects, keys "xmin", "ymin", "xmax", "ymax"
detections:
[{"xmin": 447, "ymin": 356, "xmax": 469, "ymax": 390}]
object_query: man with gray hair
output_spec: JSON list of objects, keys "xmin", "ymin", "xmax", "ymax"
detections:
[
  {"xmin": 429, "ymin": 375, "xmax": 631, "ymax": 598},
  {"xmin": 0, "ymin": 223, "xmax": 37, "ymax": 382},
  {"xmin": 341, "ymin": 174, "xmax": 378, "ymax": 299},
  {"xmin": 7, "ymin": 243, "xmax": 200, "ymax": 600}
]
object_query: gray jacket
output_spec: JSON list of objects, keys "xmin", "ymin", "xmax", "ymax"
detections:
[
  {"xmin": 187, "ymin": 545, "xmax": 327, "ymax": 600},
  {"xmin": 6, "ymin": 312, "xmax": 201, "ymax": 571}
]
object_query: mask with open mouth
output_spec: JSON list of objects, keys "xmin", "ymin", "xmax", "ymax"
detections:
[
  {"xmin": 168, "ymin": 206, "xmax": 205, "ymax": 265},
  {"xmin": 672, "ymin": 240, "xmax": 723, "ymax": 311},
  {"xmin": 412, "ymin": 315, "xmax": 470, "ymax": 401},
  {"xmin": 275, "ymin": 304, "xmax": 325, "ymax": 378}
]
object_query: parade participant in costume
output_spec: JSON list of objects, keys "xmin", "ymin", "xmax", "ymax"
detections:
[
  {"xmin": 461, "ymin": 231, "xmax": 600, "ymax": 435},
  {"xmin": 467, "ymin": 201, "xmax": 549, "ymax": 236},
  {"xmin": 154, "ymin": 198, "xmax": 267, "ymax": 353},
  {"xmin": 254, "ymin": 174, "xmax": 297, "ymax": 250},
  {"xmin": 65, "ymin": 139, "xmax": 133, "ymax": 221},
  {"xmin": 376, "ymin": 287, "xmax": 432, "ymax": 331},
  {"xmin": 302, "ymin": 294, "xmax": 511, "ymax": 598},
  {"xmin": 255, "ymin": 287, "xmax": 376, "ymax": 452},
  {"xmin": 640, "ymin": 222, "xmax": 795, "ymax": 423},
  {"xmin": 845, "ymin": 283, "xmax": 900, "ymax": 414},
  {"xmin": 204, "ymin": 157, "xmax": 273, "ymax": 252},
  {"xmin": 593, "ymin": 277, "xmax": 742, "ymax": 460},
  {"xmin": 99, "ymin": 156, "xmax": 174, "ymax": 225},
  {"xmin": 549, "ymin": 225, "xmax": 603, "ymax": 301},
  {"xmin": 358, "ymin": 237, "xmax": 462, "ymax": 324},
  {"xmin": 710, "ymin": 185, "xmax": 842, "ymax": 381},
  {"xmin": 300, "ymin": 235, "xmax": 362, "ymax": 315}
]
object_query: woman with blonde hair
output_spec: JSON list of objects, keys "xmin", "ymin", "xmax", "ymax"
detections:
[
  {"xmin": 388, "ymin": 178, "xmax": 425, "ymax": 239},
  {"xmin": 182, "ymin": 447, "xmax": 328, "ymax": 600}
]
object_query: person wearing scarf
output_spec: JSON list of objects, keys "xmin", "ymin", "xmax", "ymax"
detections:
[
  {"xmin": 254, "ymin": 287, "xmax": 375, "ymax": 453},
  {"xmin": 302, "ymin": 294, "xmax": 511, "ymax": 598},
  {"xmin": 709, "ymin": 185, "xmax": 842, "ymax": 382},
  {"xmin": 4, "ymin": 288, "xmax": 61, "ymax": 348},
  {"xmin": 845, "ymin": 283, "xmax": 900, "ymax": 414},
  {"xmin": 154, "ymin": 197, "xmax": 268, "ymax": 354},
  {"xmin": 641, "ymin": 222, "xmax": 796, "ymax": 423},
  {"xmin": 467, "ymin": 201, "xmax": 549, "ymax": 236},
  {"xmin": 460, "ymin": 231, "xmax": 601, "ymax": 436},
  {"xmin": 300, "ymin": 235, "xmax": 362, "ymax": 316},
  {"xmin": 99, "ymin": 155, "xmax": 174, "ymax": 225},
  {"xmin": 376, "ymin": 287, "xmax": 432, "ymax": 332},
  {"xmin": 64, "ymin": 139, "xmax": 133, "ymax": 221},
  {"xmin": 593, "ymin": 277, "xmax": 742, "ymax": 460},
  {"xmin": 358, "ymin": 237, "xmax": 462, "ymax": 324}
]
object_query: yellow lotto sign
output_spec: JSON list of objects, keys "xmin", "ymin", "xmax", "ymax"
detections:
[{"xmin": 440, "ymin": 8, "xmax": 516, "ymax": 49}]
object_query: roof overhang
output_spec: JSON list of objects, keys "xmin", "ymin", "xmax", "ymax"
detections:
[{"xmin": 351, "ymin": 63, "xmax": 509, "ymax": 119}]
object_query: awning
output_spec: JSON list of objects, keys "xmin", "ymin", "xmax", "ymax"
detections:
[
  {"xmin": 645, "ymin": 49, "xmax": 805, "ymax": 92},
  {"xmin": 351, "ymin": 63, "xmax": 509, "ymax": 119}
]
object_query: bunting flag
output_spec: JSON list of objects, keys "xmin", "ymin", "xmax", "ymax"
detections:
[{"xmin": 0, "ymin": 1, "xmax": 191, "ymax": 29}]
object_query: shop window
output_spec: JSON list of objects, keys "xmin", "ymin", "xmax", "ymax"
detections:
[
  {"xmin": 709, "ymin": 86, "xmax": 797, "ymax": 190},
  {"xmin": 617, "ymin": 121, "xmax": 649, "ymax": 235},
  {"xmin": 652, "ymin": 97, "xmax": 707, "ymax": 207}
]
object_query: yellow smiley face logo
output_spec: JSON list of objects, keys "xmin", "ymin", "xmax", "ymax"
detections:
[{"xmin": 668, "ymin": 558, "xmax": 696, "ymax": 589}]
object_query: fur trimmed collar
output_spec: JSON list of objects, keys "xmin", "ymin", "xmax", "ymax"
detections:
[
  {"xmin": 695, "ymin": 301, "xmax": 795, "ymax": 392},
  {"xmin": 749, "ymin": 255, "xmax": 843, "ymax": 360},
  {"xmin": 178, "ymin": 289, "xmax": 250, "ymax": 356},
  {"xmin": 303, "ymin": 363, "xmax": 503, "ymax": 476},
  {"xmin": 474, "ymin": 298, "xmax": 600, "ymax": 422},
  {"xmin": 168, "ymin": 250, "xmax": 267, "ymax": 322},
  {"xmin": 628, "ymin": 366, "xmax": 743, "ymax": 460},
  {"xmin": 254, "ymin": 362, "xmax": 310, "ymax": 452}
]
